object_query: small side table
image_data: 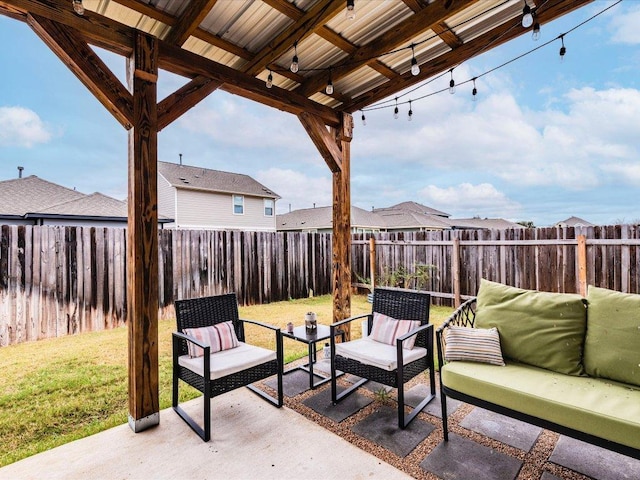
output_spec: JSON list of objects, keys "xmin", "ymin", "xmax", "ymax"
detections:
[{"xmin": 281, "ymin": 324, "xmax": 344, "ymax": 390}]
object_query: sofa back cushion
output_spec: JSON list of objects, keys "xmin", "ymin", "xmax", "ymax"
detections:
[
  {"xmin": 584, "ymin": 285, "xmax": 640, "ymax": 387},
  {"xmin": 475, "ymin": 279, "xmax": 587, "ymax": 376}
]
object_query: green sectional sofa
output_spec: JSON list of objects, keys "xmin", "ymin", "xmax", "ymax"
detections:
[{"xmin": 436, "ymin": 279, "xmax": 640, "ymax": 460}]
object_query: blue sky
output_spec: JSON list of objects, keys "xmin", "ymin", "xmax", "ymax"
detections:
[{"xmin": 1, "ymin": 1, "xmax": 638, "ymax": 227}]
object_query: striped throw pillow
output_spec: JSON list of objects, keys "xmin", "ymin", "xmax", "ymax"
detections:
[
  {"xmin": 370, "ymin": 312, "xmax": 421, "ymax": 350},
  {"xmin": 183, "ymin": 321, "xmax": 239, "ymax": 358},
  {"xmin": 445, "ymin": 326, "xmax": 505, "ymax": 366}
]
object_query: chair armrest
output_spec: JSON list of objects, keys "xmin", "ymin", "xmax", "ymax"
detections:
[
  {"xmin": 396, "ymin": 322, "xmax": 432, "ymax": 343},
  {"xmin": 172, "ymin": 331, "xmax": 211, "ymax": 379},
  {"xmin": 330, "ymin": 313, "xmax": 370, "ymax": 329},
  {"xmin": 172, "ymin": 331, "xmax": 211, "ymax": 355},
  {"xmin": 436, "ymin": 298, "xmax": 477, "ymax": 371},
  {"xmin": 240, "ymin": 317, "xmax": 279, "ymax": 331}
]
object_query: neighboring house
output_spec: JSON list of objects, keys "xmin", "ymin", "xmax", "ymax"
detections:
[
  {"xmin": 157, "ymin": 161, "xmax": 280, "ymax": 231},
  {"xmin": 277, "ymin": 201, "xmax": 524, "ymax": 233},
  {"xmin": 554, "ymin": 216, "xmax": 595, "ymax": 228},
  {"xmin": 0, "ymin": 175, "xmax": 166, "ymax": 228}
]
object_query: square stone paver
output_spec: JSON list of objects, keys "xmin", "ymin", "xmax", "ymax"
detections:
[
  {"xmin": 264, "ymin": 369, "xmax": 322, "ymax": 397},
  {"xmin": 540, "ymin": 472, "xmax": 564, "ymax": 480},
  {"xmin": 351, "ymin": 406, "xmax": 436, "ymax": 457},
  {"xmin": 549, "ymin": 436, "xmax": 640, "ymax": 480},
  {"xmin": 403, "ymin": 384, "xmax": 461, "ymax": 419},
  {"xmin": 420, "ymin": 434, "xmax": 522, "ymax": 480},
  {"xmin": 303, "ymin": 386, "xmax": 372, "ymax": 422},
  {"xmin": 459, "ymin": 408, "xmax": 542, "ymax": 452}
]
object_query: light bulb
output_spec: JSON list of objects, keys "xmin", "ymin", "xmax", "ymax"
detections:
[
  {"xmin": 326, "ymin": 79, "xmax": 334, "ymax": 95},
  {"xmin": 532, "ymin": 22, "xmax": 541, "ymax": 41},
  {"xmin": 411, "ymin": 57, "xmax": 420, "ymax": 76},
  {"xmin": 72, "ymin": 0, "xmax": 85, "ymax": 15},
  {"xmin": 522, "ymin": 5, "xmax": 533, "ymax": 28},
  {"xmin": 290, "ymin": 55, "xmax": 299, "ymax": 73},
  {"xmin": 472, "ymin": 87, "xmax": 478, "ymax": 101},
  {"xmin": 346, "ymin": 0, "xmax": 355, "ymax": 20},
  {"xmin": 449, "ymin": 79, "xmax": 456, "ymax": 95},
  {"xmin": 266, "ymin": 72, "xmax": 273, "ymax": 89},
  {"xmin": 393, "ymin": 106, "xmax": 399, "ymax": 120},
  {"xmin": 361, "ymin": 112, "xmax": 366, "ymax": 126},
  {"xmin": 408, "ymin": 109, "xmax": 413, "ymax": 121},
  {"xmin": 559, "ymin": 46, "xmax": 566, "ymax": 62}
]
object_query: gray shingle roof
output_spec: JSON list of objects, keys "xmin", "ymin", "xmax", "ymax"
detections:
[
  {"xmin": 36, "ymin": 192, "xmax": 128, "ymax": 217},
  {"xmin": 554, "ymin": 216, "xmax": 595, "ymax": 227},
  {"xmin": 375, "ymin": 201, "xmax": 450, "ymax": 218},
  {"xmin": 158, "ymin": 161, "xmax": 279, "ymax": 199},
  {"xmin": 448, "ymin": 218, "xmax": 525, "ymax": 230},
  {"xmin": 0, "ymin": 175, "xmax": 85, "ymax": 216}
]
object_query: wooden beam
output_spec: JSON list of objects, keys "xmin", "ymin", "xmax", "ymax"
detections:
[
  {"xmin": 27, "ymin": 14, "xmax": 134, "ymax": 129},
  {"xmin": 298, "ymin": 112, "xmax": 342, "ymax": 173},
  {"xmin": 163, "ymin": 0, "xmax": 218, "ymax": 46},
  {"xmin": 158, "ymin": 75, "xmax": 222, "ymax": 131},
  {"xmin": 577, "ymin": 234, "xmax": 587, "ymax": 296},
  {"xmin": 127, "ymin": 31, "xmax": 159, "ymax": 433},
  {"xmin": 242, "ymin": 0, "xmax": 345, "ymax": 77},
  {"xmin": 158, "ymin": 42, "xmax": 341, "ymax": 127},
  {"xmin": 295, "ymin": 0, "xmax": 478, "ymax": 97},
  {"xmin": 344, "ymin": 0, "xmax": 594, "ymax": 112},
  {"xmin": 432, "ymin": 22, "xmax": 464, "ymax": 49},
  {"xmin": 331, "ymin": 113, "xmax": 353, "ymax": 334}
]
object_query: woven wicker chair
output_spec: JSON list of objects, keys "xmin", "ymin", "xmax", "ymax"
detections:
[
  {"xmin": 172, "ymin": 293, "xmax": 283, "ymax": 441},
  {"xmin": 330, "ymin": 288, "xmax": 435, "ymax": 428}
]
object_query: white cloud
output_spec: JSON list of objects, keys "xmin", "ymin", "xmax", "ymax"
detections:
[
  {"xmin": 609, "ymin": 5, "xmax": 640, "ymax": 44},
  {"xmin": 0, "ymin": 107, "xmax": 52, "ymax": 147},
  {"xmin": 418, "ymin": 183, "xmax": 521, "ymax": 218},
  {"xmin": 255, "ymin": 168, "xmax": 332, "ymax": 213},
  {"xmin": 600, "ymin": 163, "xmax": 640, "ymax": 185}
]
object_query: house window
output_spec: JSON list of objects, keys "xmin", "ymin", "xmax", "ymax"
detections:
[
  {"xmin": 264, "ymin": 199, "xmax": 274, "ymax": 217},
  {"xmin": 233, "ymin": 195, "xmax": 244, "ymax": 215}
]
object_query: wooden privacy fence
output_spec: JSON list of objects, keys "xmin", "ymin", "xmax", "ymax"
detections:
[
  {"xmin": 0, "ymin": 226, "xmax": 332, "ymax": 346},
  {"xmin": 352, "ymin": 225, "xmax": 640, "ymax": 306},
  {"xmin": 2, "ymin": 224, "xmax": 640, "ymax": 346}
]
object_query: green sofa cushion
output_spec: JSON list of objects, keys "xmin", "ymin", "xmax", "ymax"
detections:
[
  {"xmin": 584, "ymin": 285, "xmax": 640, "ymax": 387},
  {"xmin": 474, "ymin": 279, "xmax": 587, "ymax": 375},
  {"xmin": 442, "ymin": 360, "xmax": 640, "ymax": 451}
]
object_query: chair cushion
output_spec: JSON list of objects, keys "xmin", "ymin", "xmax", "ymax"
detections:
[
  {"xmin": 445, "ymin": 326, "xmax": 505, "ymax": 366},
  {"xmin": 370, "ymin": 312, "xmax": 420, "ymax": 349},
  {"xmin": 183, "ymin": 321, "xmax": 239, "ymax": 357},
  {"xmin": 178, "ymin": 342, "xmax": 276, "ymax": 380},
  {"xmin": 474, "ymin": 279, "xmax": 587, "ymax": 376},
  {"xmin": 335, "ymin": 337, "xmax": 427, "ymax": 371},
  {"xmin": 584, "ymin": 285, "xmax": 640, "ymax": 387}
]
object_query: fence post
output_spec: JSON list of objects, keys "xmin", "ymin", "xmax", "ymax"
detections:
[
  {"xmin": 452, "ymin": 237, "xmax": 461, "ymax": 307},
  {"xmin": 369, "ymin": 236, "xmax": 376, "ymax": 289},
  {"xmin": 577, "ymin": 234, "xmax": 587, "ymax": 296}
]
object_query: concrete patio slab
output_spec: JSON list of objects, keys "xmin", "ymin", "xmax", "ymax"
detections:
[
  {"xmin": 459, "ymin": 408, "xmax": 542, "ymax": 452},
  {"xmin": 549, "ymin": 436, "xmax": 640, "ymax": 480},
  {"xmin": 302, "ymin": 386, "xmax": 373, "ymax": 423},
  {"xmin": 0, "ymin": 388, "xmax": 410, "ymax": 480},
  {"xmin": 420, "ymin": 433, "xmax": 523, "ymax": 480},
  {"xmin": 403, "ymin": 384, "xmax": 461, "ymax": 419},
  {"xmin": 351, "ymin": 406, "xmax": 436, "ymax": 458}
]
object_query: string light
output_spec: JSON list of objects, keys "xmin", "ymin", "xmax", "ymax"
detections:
[
  {"xmin": 472, "ymin": 78, "xmax": 478, "ymax": 101},
  {"xmin": 361, "ymin": 111, "xmax": 366, "ymax": 126},
  {"xmin": 532, "ymin": 20, "xmax": 541, "ymax": 41},
  {"xmin": 521, "ymin": 3, "xmax": 533, "ymax": 28},
  {"xmin": 449, "ymin": 69, "xmax": 456, "ymax": 94},
  {"xmin": 410, "ymin": 45, "xmax": 420, "ymax": 76},
  {"xmin": 393, "ymin": 98, "xmax": 399, "ymax": 119},
  {"xmin": 346, "ymin": 0, "xmax": 355, "ymax": 20},
  {"xmin": 559, "ymin": 35, "xmax": 566, "ymax": 62},
  {"xmin": 72, "ymin": 0, "xmax": 84, "ymax": 15},
  {"xmin": 290, "ymin": 42, "xmax": 299, "ymax": 73},
  {"xmin": 326, "ymin": 69, "xmax": 334, "ymax": 95},
  {"xmin": 408, "ymin": 100, "xmax": 413, "ymax": 121},
  {"xmin": 266, "ymin": 70, "xmax": 273, "ymax": 89}
]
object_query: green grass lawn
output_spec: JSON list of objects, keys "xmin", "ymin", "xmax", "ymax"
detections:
[{"xmin": 0, "ymin": 294, "xmax": 452, "ymax": 467}]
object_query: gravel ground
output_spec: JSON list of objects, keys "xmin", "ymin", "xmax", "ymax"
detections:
[{"xmin": 263, "ymin": 371, "xmax": 592, "ymax": 480}]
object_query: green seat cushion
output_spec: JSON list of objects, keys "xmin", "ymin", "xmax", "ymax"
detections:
[
  {"xmin": 584, "ymin": 285, "xmax": 640, "ymax": 387},
  {"xmin": 474, "ymin": 279, "xmax": 587, "ymax": 375},
  {"xmin": 442, "ymin": 361, "xmax": 640, "ymax": 451}
]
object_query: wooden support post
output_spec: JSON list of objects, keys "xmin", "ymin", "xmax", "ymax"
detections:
[
  {"xmin": 577, "ymin": 234, "xmax": 587, "ymax": 297},
  {"xmin": 127, "ymin": 32, "xmax": 159, "ymax": 433},
  {"xmin": 452, "ymin": 237, "xmax": 461, "ymax": 307},
  {"xmin": 369, "ymin": 236, "xmax": 376, "ymax": 290},
  {"xmin": 332, "ymin": 113, "xmax": 353, "ymax": 339}
]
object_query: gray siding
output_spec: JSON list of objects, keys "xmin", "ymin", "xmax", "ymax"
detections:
[
  {"xmin": 158, "ymin": 176, "xmax": 176, "ymax": 226},
  {"xmin": 175, "ymin": 189, "xmax": 276, "ymax": 231}
]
